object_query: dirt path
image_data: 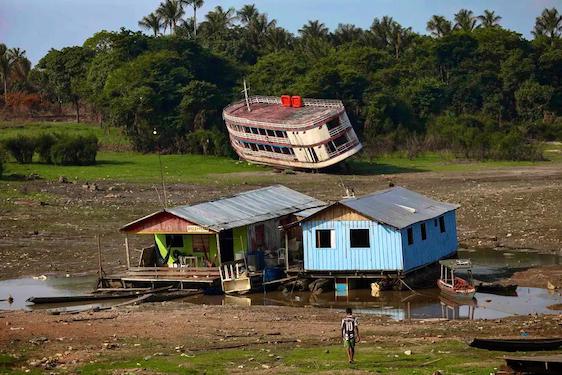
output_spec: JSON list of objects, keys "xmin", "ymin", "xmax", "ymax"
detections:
[{"xmin": 1, "ymin": 165, "xmax": 561, "ymax": 280}]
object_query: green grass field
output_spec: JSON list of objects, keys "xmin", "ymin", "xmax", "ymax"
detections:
[
  {"xmin": 1, "ymin": 340, "xmax": 514, "ymax": 374},
  {"xmin": 1, "ymin": 121, "xmax": 560, "ymax": 184}
]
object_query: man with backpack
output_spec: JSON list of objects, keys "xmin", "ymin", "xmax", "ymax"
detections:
[{"xmin": 341, "ymin": 307, "xmax": 360, "ymax": 364}]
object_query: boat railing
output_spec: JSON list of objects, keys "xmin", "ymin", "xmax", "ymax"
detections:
[
  {"xmin": 327, "ymin": 138, "xmax": 361, "ymax": 158},
  {"xmin": 233, "ymin": 144, "xmax": 297, "ymax": 161},
  {"xmin": 328, "ymin": 122, "xmax": 350, "ymax": 138}
]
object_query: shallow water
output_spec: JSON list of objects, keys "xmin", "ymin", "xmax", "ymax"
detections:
[{"xmin": 1, "ymin": 248, "xmax": 561, "ymax": 320}]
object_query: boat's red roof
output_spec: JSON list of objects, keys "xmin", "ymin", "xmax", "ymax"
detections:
[{"xmin": 224, "ymin": 101, "xmax": 341, "ymax": 126}]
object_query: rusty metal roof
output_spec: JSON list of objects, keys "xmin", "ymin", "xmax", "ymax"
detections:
[
  {"xmin": 339, "ymin": 187, "xmax": 459, "ymax": 229},
  {"xmin": 124, "ymin": 185, "xmax": 326, "ymax": 232}
]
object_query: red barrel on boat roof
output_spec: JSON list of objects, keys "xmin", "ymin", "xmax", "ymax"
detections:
[
  {"xmin": 281, "ymin": 95, "xmax": 291, "ymax": 107},
  {"xmin": 291, "ymin": 96, "xmax": 303, "ymax": 108}
]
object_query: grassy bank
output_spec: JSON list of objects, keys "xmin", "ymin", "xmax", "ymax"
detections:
[
  {"xmin": 1, "ymin": 121, "xmax": 561, "ymax": 185},
  {"xmin": 1, "ymin": 340, "xmax": 509, "ymax": 374}
]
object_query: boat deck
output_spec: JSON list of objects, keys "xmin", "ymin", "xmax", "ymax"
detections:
[{"xmin": 102, "ymin": 267, "xmax": 221, "ymax": 289}]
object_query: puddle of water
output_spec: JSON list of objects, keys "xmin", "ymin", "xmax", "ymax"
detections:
[
  {"xmin": 179, "ymin": 287, "xmax": 562, "ymax": 321},
  {"xmin": 0, "ymin": 275, "xmax": 98, "ymax": 311},
  {"xmin": 1, "ymin": 248, "xmax": 561, "ymax": 319}
]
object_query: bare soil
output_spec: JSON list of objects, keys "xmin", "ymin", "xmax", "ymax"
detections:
[
  {"xmin": 1, "ymin": 164, "xmax": 561, "ymax": 281},
  {"xmin": 1, "ymin": 304, "xmax": 562, "ymax": 373}
]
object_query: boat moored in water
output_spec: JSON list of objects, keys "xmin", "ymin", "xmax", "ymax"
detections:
[
  {"xmin": 223, "ymin": 95, "xmax": 362, "ymax": 169},
  {"xmin": 437, "ymin": 259, "xmax": 476, "ymax": 300}
]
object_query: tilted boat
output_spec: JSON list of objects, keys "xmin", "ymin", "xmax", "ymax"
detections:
[
  {"xmin": 223, "ymin": 95, "xmax": 362, "ymax": 169},
  {"xmin": 437, "ymin": 259, "xmax": 476, "ymax": 300}
]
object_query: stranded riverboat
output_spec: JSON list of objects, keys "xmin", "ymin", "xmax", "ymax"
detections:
[{"xmin": 223, "ymin": 95, "xmax": 362, "ymax": 169}]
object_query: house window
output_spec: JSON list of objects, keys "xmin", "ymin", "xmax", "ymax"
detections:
[
  {"xmin": 166, "ymin": 234, "xmax": 184, "ymax": 248},
  {"xmin": 439, "ymin": 216, "xmax": 446, "ymax": 233},
  {"xmin": 407, "ymin": 228, "xmax": 414, "ymax": 245},
  {"xmin": 350, "ymin": 229, "xmax": 370, "ymax": 248},
  {"xmin": 421, "ymin": 223, "xmax": 427, "ymax": 241},
  {"xmin": 316, "ymin": 229, "xmax": 333, "ymax": 248}
]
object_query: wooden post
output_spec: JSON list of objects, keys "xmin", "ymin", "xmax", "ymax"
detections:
[
  {"xmin": 284, "ymin": 231, "xmax": 289, "ymax": 272},
  {"xmin": 97, "ymin": 234, "xmax": 103, "ymax": 278},
  {"xmin": 124, "ymin": 234, "xmax": 131, "ymax": 269},
  {"xmin": 215, "ymin": 232, "xmax": 224, "ymax": 291}
]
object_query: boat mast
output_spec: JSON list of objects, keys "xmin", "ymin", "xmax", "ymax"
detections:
[{"xmin": 243, "ymin": 79, "xmax": 251, "ymax": 112}]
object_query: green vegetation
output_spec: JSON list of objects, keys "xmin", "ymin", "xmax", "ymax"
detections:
[
  {"xmin": 2, "ymin": 4, "xmax": 562, "ymax": 162},
  {"xmin": 50, "ymin": 340, "xmax": 520, "ymax": 374}
]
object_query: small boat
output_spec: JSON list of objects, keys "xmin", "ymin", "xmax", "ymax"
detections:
[
  {"xmin": 437, "ymin": 259, "xmax": 476, "ymax": 300},
  {"xmin": 470, "ymin": 338, "xmax": 562, "ymax": 352},
  {"xmin": 475, "ymin": 282, "xmax": 518, "ymax": 296},
  {"xmin": 26, "ymin": 286, "xmax": 173, "ymax": 304},
  {"xmin": 504, "ymin": 354, "xmax": 562, "ymax": 374}
]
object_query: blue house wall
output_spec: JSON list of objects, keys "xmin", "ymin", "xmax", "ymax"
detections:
[
  {"xmin": 401, "ymin": 211, "xmax": 458, "ymax": 272},
  {"xmin": 302, "ymin": 220, "xmax": 403, "ymax": 271}
]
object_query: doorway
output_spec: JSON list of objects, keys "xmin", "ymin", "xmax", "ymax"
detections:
[{"xmin": 219, "ymin": 229, "xmax": 234, "ymax": 263}]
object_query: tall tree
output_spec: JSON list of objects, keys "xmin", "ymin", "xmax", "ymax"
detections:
[
  {"xmin": 181, "ymin": 0, "xmax": 204, "ymax": 37},
  {"xmin": 264, "ymin": 27, "xmax": 293, "ymax": 52},
  {"xmin": 156, "ymin": 0, "xmax": 185, "ymax": 34},
  {"xmin": 454, "ymin": 9, "xmax": 479, "ymax": 31},
  {"xmin": 333, "ymin": 24, "xmax": 365, "ymax": 45},
  {"xmin": 138, "ymin": 12, "xmax": 163, "ymax": 36},
  {"xmin": 427, "ymin": 15, "xmax": 452, "ymax": 37},
  {"xmin": 199, "ymin": 5, "xmax": 236, "ymax": 38},
  {"xmin": 532, "ymin": 7, "xmax": 562, "ymax": 42},
  {"xmin": 369, "ymin": 16, "xmax": 413, "ymax": 58},
  {"xmin": 0, "ymin": 44, "xmax": 14, "ymax": 104},
  {"xmin": 237, "ymin": 4, "xmax": 259, "ymax": 25},
  {"xmin": 478, "ymin": 10, "xmax": 502, "ymax": 28},
  {"xmin": 8, "ymin": 48, "xmax": 31, "ymax": 83},
  {"xmin": 298, "ymin": 20, "xmax": 329, "ymax": 40}
]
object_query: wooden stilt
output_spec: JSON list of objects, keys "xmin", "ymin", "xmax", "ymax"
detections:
[
  {"xmin": 124, "ymin": 234, "xmax": 131, "ymax": 269},
  {"xmin": 284, "ymin": 231, "xmax": 289, "ymax": 271}
]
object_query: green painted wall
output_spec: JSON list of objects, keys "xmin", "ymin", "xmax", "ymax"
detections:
[
  {"xmin": 233, "ymin": 226, "xmax": 248, "ymax": 257},
  {"xmin": 153, "ymin": 234, "xmax": 219, "ymax": 267}
]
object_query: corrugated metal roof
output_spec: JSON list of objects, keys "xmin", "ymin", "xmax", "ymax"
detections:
[
  {"xmin": 340, "ymin": 187, "xmax": 459, "ymax": 229},
  {"xmin": 161, "ymin": 185, "xmax": 325, "ymax": 231},
  {"xmin": 294, "ymin": 206, "xmax": 328, "ymax": 219}
]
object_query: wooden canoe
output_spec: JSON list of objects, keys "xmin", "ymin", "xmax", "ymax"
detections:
[
  {"xmin": 437, "ymin": 278, "xmax": 476, "ymax": 300},
  {"xmin": 470, "ymin": 338, "xmax": 562, "ymax": 352},
  {"xmin": 475, "ymin": 283, "xmax": 518, "ymax": 296}
]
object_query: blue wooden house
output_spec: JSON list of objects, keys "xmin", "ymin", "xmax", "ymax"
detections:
[{"xmin": 298, "ymin": 187, "xmax": 459, "ymax": 275}]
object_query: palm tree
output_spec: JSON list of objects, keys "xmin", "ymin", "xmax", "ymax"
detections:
[
  {"xmin": 454, "ymin": 9, "xmax": 479, "ymax": 31},
  {"xmin": 247, "ymin": 13, "xmax": 276, "ymax": 47},
  {"xmin": 264, "ymin": 27, "xmax": 293, "ymax": 52},
  {"xmin": 138, "ymin": 12, "xmax": 163, "ymax": 36},
  {"xmin": 8, "ymin": 48, "xmax": 30, "ymax": 82},
  {"xmin": 369, "ymin": 17, "xmax": 413, "ymax": 58},
  {"xmin": 237, "ymin": 4, "xmax": 259, "ymax": 25},
  {"xmin": 369, "ymin": 16, "xmax": 395, "ymax": 47},
  {"xmin": 426, "ymin": 15, "xmax": 452, "ymax": 37},
  {"xmin": 298, "ymin": 20, "xmax": 329, "ymax": 40},
  {"xmin": 157, "ymin": 0, "xmax": 185, "ymax": 34},
  {"xmin": 181, "ymin": 0, "xmax": 204, "ymax": 37},
  {"xmin": 532, "ymin": 7, "xmax": 562, "ymax": 41},
  {"xmin": 333, "ymin": 24, "xmax": 364, "ymax": 45},
  {"xmin": 478, "ymin": 10, "xmax": 501, "ymax": 28},
  {"xmin": 199, "ymin": 6, "xmax": 236, "ymax": 38},
  {"xmin": 0, "ymin": 44, "xmax": 14, "ymax": 105}
]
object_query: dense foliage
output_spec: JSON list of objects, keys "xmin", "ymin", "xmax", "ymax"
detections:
[
  {"xmin": 2, "ymin": 133, "xmax": 99, "ymax": 165},
  {"xmin": 2, "ymin": 3, "xmax": 562, "ymax": 160}
]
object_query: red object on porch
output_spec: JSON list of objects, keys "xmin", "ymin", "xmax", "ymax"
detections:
[
  {"xmin": 281, "ymin": 95, "xmax": 291, "ymax": 107},
  {"xmin": 291, "ymin": 96, "xmax": 303, "ymax": 108}
]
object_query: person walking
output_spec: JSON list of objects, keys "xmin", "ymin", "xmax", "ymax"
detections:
[{"xmin": 341, "ymin": 307, "xmax": 360, "ymax": 364}]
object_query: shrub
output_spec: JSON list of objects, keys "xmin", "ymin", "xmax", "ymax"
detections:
[
  {"xmin": 50, "ymin": 134, "xmax": 98, "ymax": 165},
  {"xmin": 3, "ymin": 135, "xmax": 36, "ymax": 164},
  {"xmin": 491, "ymin": 130, "xmax": 544, "ymax": 161},
  {"xmin": 0, "ymin": 146, "xmax": 5, "ymax": 177},
  {"xmin": 36, "ymin": 133, "xmax": 58, "ymax": 163}
]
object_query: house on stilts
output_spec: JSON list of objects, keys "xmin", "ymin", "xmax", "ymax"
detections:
[
  {"xmin": 104, "ymin": 185, "xmax": 325, "ymax": 293},
  {"xmin": 285, "ymin": 186, "xmax": 460, "ymax": 291}
]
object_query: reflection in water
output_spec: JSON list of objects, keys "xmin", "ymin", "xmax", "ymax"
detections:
[{"xmin": 1, "ymin": 248, "xmax": 561, "ymax": 320}]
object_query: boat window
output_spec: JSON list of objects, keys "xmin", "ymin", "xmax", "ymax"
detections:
[
  {"xmin": 333, "ymin": 134, "xmax": 348, "ymax": 148},
  {"xmin": 257, "ymin": 144, "xmax": 265, "ymax": 151},
  {"xmin": 166, "ymin": 234, "xmax": 184, "ymax": 248},
  {"xmin": 244, "ymin": 126, "xmax": 251, "ymax": 133},
  {"xmin": 250, "ymin": 143, "xmax": 258, "ymax": 151},
  {"xmin": 259, "ymin": 128, "xmax": 267, "ymax": 136},
  {"xmin": 350, "ymin": 229, "xmax": 370, "ymax": 248},
  {"xmin": 326, "ymin": 141, "xmax": 337, "ymax": 153},
  {"xmin": 275, "ymin": 130, "xmax": 287, "ymax": 138},
  {"xmin": 407, "ymin": 228, "xmax": 414, "ymax": 245},
  {"xmin": 316, "ymin": 229, "xmax": 334, "ymax": 248},
  {"xmin": 265, "ymin": 145, "xmax": 273, "ymax": 152},
  {"xmin": 421, "ymin": 223, "xmax": 427, "ymax": 241},
  {"xmin": 266, "ymin": 129, "xmax": 276, "ymax": 137},
  {"xmin": 326, "ymin": 117, "xmax": 340, "ymax": 131},
  {"xmin": 439, "ymin": 216, "xmax": 446, "ymax": 233},
  {"xmin": 281, "ymin": 147, "xmax": 290, "ymax": 155}
]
